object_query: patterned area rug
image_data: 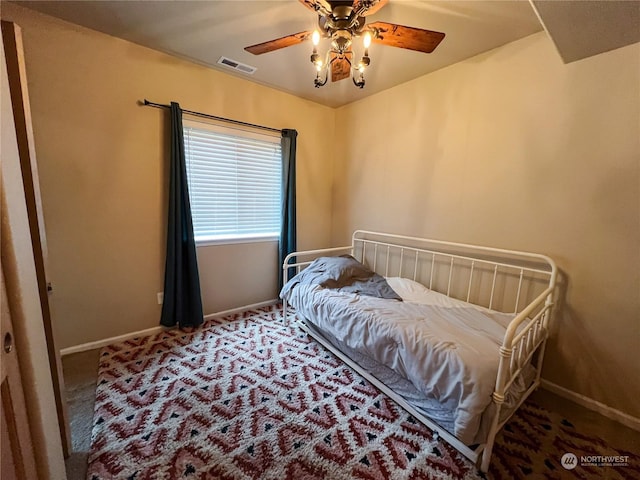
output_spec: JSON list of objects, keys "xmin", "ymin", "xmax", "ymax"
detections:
[{"xmin": 87, "ymin": 306, "xmax": 639, "ymax": 480}]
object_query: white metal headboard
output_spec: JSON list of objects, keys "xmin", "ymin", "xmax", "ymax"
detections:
[
  {"xmin": 351, "ymin": 230, "xmax": 556, "ymax": 315},
  {"xmin": 284, "ymin": 230, "xmax": 556, "ymax": 315}
]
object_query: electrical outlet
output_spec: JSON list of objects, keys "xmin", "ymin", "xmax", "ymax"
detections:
[{"xmin": 157, "ymin": 292, "xmax": 164, "ymax": 305}]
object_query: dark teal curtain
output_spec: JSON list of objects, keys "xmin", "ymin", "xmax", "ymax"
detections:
[
  {"xmin": 278, "ymin": 129, "xmax": 298, "ymax": 290},
  {"xmin": 160, "ymin": 102, "xmax": 204, "ymax": 328}
]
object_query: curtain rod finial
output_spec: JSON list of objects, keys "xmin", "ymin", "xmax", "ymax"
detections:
[{"xmin": 138, "ymin": 99, "xmax": 149, "ymax": 106}]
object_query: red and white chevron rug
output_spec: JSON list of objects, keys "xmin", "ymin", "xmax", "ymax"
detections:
[{"xmin": 87, "ymin": 305, "xmax": 639, "ymax": 480}]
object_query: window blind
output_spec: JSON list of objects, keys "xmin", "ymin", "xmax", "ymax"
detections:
[{"xmin": 183, "ymin": 121, "xmax": 282, "ymax": 242}]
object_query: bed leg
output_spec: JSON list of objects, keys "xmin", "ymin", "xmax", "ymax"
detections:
[
  {"xmin": 478, "ymin": 400, "xmax": 503, "ymax": 474},
  {"xmin": 479, "ymin": 444, "xmax": 493, "ymax": 474}
]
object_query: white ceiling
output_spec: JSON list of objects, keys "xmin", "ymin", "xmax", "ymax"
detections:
[
  {"xmin": 13, "ymin": 0, "xmax": 546, "ymax": 107},
  {"xmin": 531, "ymin": 0, "xmax": 640, "ymax": 64}
]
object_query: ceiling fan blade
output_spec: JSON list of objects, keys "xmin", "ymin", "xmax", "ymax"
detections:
[
  {"xmin": 298, "ymin": 0, "xmax": 332, "ymax": 16},
  {"xmin": 353, "ymin": 0, "xmax": 388, "ymax": 16},
  {"xmin": 245, "ymin": 31, "xmax": 312, "ymax": 55},
  {"xmin": 368, "ymin": 21, "xmax": 445, "ymax": 53},
  {"xmin": 331, "ymin": 51, "xmax": 352, "ymax": 82}
]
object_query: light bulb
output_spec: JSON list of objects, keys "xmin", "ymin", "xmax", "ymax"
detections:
[
  {"xmin": 316, "ymin": 60, "xmax": 323, "ymax": 72},
  {"xmin": 312, "ymin": 30, "xmax": 320, "ymax": 46},
  {"xmin": 363, "ymin": 31, "xmax": 372, "ymax": 49}
]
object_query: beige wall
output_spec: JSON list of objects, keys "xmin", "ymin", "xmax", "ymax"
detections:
[
  {"xmin": 1, "ymin": 4, "xmax": 335, "ymax": 349},
  {"xmin": 333, "ymin": 32, "xmax": 640, "ymax": 417},
  {"xmin": 197, "ymin": 241, "xmax": 279, "ymax": 315}
]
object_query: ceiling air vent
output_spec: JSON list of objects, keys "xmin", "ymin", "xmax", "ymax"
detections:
[{"xmin": 217, "ymin": 56, "xmax": 257, "ymax": 75}]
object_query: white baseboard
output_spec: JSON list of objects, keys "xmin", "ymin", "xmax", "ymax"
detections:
[
  {"xmin": 540, "ymin": 379, "xmax": 640, "ymax": 432},
  {"xmin": 60, "ymin": 299, "xmax": 279, "ymax": 357},
  {"xmin": 203, "ymin": 299, "xmax": 278, "ymax": 321}
]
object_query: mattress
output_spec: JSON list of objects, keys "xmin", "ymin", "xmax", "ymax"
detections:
[{"xmin": 283, "ymin": 276, "xmax": 530, "ymax": 445}]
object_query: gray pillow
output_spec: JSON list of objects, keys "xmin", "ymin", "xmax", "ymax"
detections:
[
  {"xmin": 314, "ymin": 255, "xmax": 375, "ymax": 288},
  {"xmin": 280, "ymin": 254, "xmax": 401, "ymax": 301}
]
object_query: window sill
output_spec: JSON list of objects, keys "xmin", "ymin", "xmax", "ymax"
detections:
[{"xmin": 196, "ymin": 234, "xmax": 279, "ymax": 247}]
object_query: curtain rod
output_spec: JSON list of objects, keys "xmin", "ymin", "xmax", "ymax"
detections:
[{"xmin": 141, "ymin": 99, "xmax": 282, "ymax": 135}]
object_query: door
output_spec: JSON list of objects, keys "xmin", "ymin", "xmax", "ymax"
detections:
[
  {"xmin": 1, "ymin": 20, "xmax": 71, "ymax": 456},
  {"xmin": 0, "ymin": 268, "xmax": 38, "ymax": 480}
]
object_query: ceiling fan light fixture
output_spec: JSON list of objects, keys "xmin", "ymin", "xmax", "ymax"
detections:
[
  {"xmin": 363, "ymin": 31, "xmax": 372, "ymax": 49},
  {"xmin": 245, "ymin": 0, "xmax": 445, "ymax": 91},
  {"xmin": 359, "ymin": 31, "xmax": 372, "ymax": 70},
  {"xmin": 314, "ymin": 64, "xmax": 329, "ymax": 88},
  {"xmin": 310, "ymin": 27, "xmax": 370, "ymax": 89},
  {"xmin": 352, "ymin": 69, "xmax": 365, "ymax": 89}
]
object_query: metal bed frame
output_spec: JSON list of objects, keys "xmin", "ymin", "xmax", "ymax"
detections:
[{"xmin": 282, "ymin": 230, "xmax": 557, "ymax": 473}]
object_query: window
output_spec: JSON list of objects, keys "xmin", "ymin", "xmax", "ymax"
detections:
[{"xmin": 183, "ymin": 119, "xmax": 282, "ymax": 244}]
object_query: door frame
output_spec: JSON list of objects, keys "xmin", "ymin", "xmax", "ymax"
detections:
[{"xmin": 1, "ymin": 18, "xmax": 71, "ymax": 467}]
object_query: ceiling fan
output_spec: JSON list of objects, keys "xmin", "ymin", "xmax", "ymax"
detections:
[{"xmin": 244, "ymin": 0, "xmax": 445, "ymax": 88}]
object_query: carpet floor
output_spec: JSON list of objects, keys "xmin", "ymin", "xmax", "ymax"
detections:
[
  {"xmin": 63, "ymin": 348, "xmax": 101, "ymax": 479},
  {"xmin": 86, "ymin": 305, "xmax": 639, "ymax": 480}
]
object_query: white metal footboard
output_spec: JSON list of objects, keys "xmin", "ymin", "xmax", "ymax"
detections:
[{"xmin": 281, "ymin": 230, "xmax": 557, "ymax": 473}]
